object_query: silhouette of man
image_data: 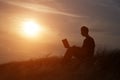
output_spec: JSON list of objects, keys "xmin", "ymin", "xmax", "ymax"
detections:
[{"xmin": 62, "ymin": 26, "xmax": 95, "ymax": 64}]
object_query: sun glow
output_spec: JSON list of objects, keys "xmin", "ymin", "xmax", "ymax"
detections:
[{"xmin": 21, "ymin": 20, "xmax": 42, "ymax": 38}]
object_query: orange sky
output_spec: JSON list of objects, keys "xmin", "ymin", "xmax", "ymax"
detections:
[{"xmin": 0, "ymin": 0, "xmax": 120, "ymax": 63}]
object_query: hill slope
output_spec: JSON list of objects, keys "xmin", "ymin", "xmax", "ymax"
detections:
[{"xmin": 0, "ymin": 50, "xmax": 120, "ymax": 80}]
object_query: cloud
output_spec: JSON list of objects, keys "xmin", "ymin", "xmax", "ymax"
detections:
[{"xmin": 0, "ymin": 0, "xmax": 86, "ymax": 18}]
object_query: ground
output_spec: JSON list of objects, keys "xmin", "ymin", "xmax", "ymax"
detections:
[{"xmin": 0, "ymin": 49, "xmax": 120, "ymax": 80}]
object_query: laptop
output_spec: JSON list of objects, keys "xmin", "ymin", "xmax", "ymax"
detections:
[{"xmin": 62, "ymin": 39, "xmax": 70, "ymax": 48}]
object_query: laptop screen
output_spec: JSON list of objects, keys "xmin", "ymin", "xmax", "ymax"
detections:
[{"xmin": 62, "ymin": 39, "xmax": 70, "ymax": 48}]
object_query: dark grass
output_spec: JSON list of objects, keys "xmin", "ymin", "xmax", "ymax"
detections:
[{"xmin": 0, "ymin": 49, "xmax": 120, "ymax": 80}]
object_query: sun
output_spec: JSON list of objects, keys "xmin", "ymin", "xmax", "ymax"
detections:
[{"xmin": 22, "ymin": 20, "xmax": 41, "ymax": 38}]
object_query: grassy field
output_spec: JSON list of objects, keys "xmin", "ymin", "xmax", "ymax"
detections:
[{"xmin": 0, "ymin": 49, "xmax": 120, "ymax": 80}]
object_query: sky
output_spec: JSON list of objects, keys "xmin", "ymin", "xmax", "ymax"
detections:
[{"xmin": 0, "ymin": 0, "xmax": 120, "ymax": 63}]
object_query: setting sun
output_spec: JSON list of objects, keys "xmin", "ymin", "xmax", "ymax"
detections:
[{"xmin": 22, "ymin": 20, "xmax": 42, "ymax": 38}]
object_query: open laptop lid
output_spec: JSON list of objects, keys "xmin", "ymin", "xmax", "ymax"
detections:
[{"xmin": 62, "ymin": 39, "xmax": 70, "ymax": 48}]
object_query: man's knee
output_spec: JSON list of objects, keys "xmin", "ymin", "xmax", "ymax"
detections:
[
  {"xmin": 67, "ymin": 47, "xmax": 75, "ymax": 52},
  {"xmin": 65, "ymin": 47, "xmax": 82, "ymax": 58}
]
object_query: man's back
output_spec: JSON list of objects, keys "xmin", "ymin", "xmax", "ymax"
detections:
[{"xmin": 82, "ymin": 36, "xmax": 95, "ymax": 57}]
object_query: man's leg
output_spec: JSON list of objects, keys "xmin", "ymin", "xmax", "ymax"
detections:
[
  {"xmin": 62, "ymin": 47, "xmax": 82, "ymax": 64},
  {"xmin": 62, "ymin": 47, "xmax": 74, "ymax": 64}
]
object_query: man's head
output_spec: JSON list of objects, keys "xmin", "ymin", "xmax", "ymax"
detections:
[{"xmin": 81, "ymin": 26, "xmax": 89, "ymax": 37}]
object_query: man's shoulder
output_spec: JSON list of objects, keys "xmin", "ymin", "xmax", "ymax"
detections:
[
  {"xmin": 86, "ymin": 36, "xmax": 94, "ymax": 41},
  {"xmin": 84, "ymin": 36, "xmax": 95, "ymax": 44}
]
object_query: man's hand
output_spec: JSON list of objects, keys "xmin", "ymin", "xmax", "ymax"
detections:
[
  {"xmin": 72, "ymin": 45, "xmax": 81, "ymax": 49},
  {"xmin": 72, "ymin": 45, "xmax": 77, "ymax": 47}
]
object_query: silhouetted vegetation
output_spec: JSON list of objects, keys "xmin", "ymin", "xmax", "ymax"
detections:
[{"xmin": 0, "ymin": 49, "xmax": 120, "ymax": 80}]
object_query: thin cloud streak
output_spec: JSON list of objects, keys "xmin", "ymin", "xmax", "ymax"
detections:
[
  {"xmin": 94, "ymin": 0, "xmax": 120, "ymax": 12},
  {"xmin": 1, "ymin": 0, "xmax": 86, "ymax": 18}
]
